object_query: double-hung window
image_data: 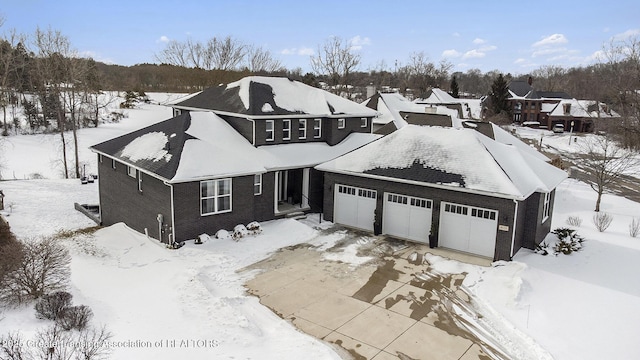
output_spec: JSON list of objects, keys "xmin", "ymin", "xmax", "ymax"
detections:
[
  {"xmin": 298, "ymin": 119, "xmax": 307, "ymax": 139},
  {"xmin": 127, "ymin": 166, "xmax": 136, "ymax": 178},
  {"xmin": 361, "ymin": 117, "xmax": 368, "ymax": 128},
  {"xmin": 283, "ymin": 119, "xmax": 291, "ymax": 140},
  {"xmin": 338, "ymin": 118, "xmax": 345, "ymax": 129},
  {"xmin": 254, "ymin": 174, "xmax": 262, "ymax": 195},
  {"xmin": 313, "ymin": 118, "xmax": 322, "ymax": 138},
  {"xmin": 201, "ymin": 179, "xmax": 232, "ymax": 215},
  {"xmin": 266, "ymin": 120, "xmax": 274, "ymax": 142},
  {"xmin": 542, "ymin": 192, "xmax": 551, "ymax": 222}
]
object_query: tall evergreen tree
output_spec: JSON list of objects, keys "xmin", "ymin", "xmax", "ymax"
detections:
[
  {"xmin": 489, "ymin": 73, "xmax": 510, "ymax": 116},
  {"xmin": 449, "ymin": 75, "xmax": 459, "ymax": 98}
]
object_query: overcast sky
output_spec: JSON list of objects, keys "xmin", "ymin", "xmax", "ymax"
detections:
[{"xmin": 2, "ymin": 0, "xmax": 639, "ymax": 75}]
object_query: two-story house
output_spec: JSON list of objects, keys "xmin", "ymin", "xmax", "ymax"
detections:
[{"xmin": 90, "ymin": 76, "xmax": 378, "ymax": 244}]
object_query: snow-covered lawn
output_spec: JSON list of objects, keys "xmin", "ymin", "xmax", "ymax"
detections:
[{"xmin": 1, "ymin": 96, "xmax": 640, "ymax": 359}]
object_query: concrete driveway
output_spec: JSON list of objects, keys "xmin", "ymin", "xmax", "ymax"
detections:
[{"xmin": 243, "ymin": 227, "xmax": 509, "ymax": 360}]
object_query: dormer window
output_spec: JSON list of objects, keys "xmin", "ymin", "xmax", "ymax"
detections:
[
  {"xmin": 298, "ymin": 119, "xmax": 307, "ymax": 139},
  {"xmin": 266, "ymin": 120, "xmax": 274, "ymax": 142},
  {"xmin": 283, "ymin": 119, "xmax": 291, "ymax": 140},
  {"xmin": 563, "ymin": 103, "xmax": 571, "ymax": 115},
  {"xmin": 361, "ymin": 117, "xmax": 368, "ymax": 128},
  {"xmin": 313, "ymin": 119, "xmax": 322, "ymax": 138},
  {"xmin": 338, "ymin": 118, "xmax": 345, "ymax": 129}
]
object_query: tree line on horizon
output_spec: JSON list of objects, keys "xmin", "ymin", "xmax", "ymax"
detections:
[{"xmin": 0, "ymin": 23, "xmax": 639, "ymax": 164}]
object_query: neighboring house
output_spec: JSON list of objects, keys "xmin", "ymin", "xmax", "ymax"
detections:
[
  {"xmin": 90, "ymin": 76, "xmax": 378, "ymax": 244},
  {"xmin": 362, "ymin": 92, "xmax": 460, "ymax": 133},
  {"xmin": 316, "ymin": 123, "xmax": 567, "ymax": 261},
  {"xmin": 414, "ymin": 88, "xmax": 482, "ymax": 120},
  {"xmin": 507, "ymin": 79, "xmax": 619, "ymax": 131}
]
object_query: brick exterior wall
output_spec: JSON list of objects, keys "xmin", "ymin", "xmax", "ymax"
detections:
[
  {"xmin": 322, "ymin": 172, "xmax": 519, "ymax": 261},
  {"xmin": 220, "ymin": 115, "xmax": 255, "ymax": 144},
  {"xmin": 519, "ymin": 190, "xmax": 556, "ymax": 249},
  {"xmin": 172, "ymin": 175, "xmax": 258, "ymax": 241},
  {"xmin": 251, "ymin": 117, "xmax": 373, "ymax": 146},
  {"xmin": 98, "ymin": 157, "xmax": 172, "ymax": 242}
]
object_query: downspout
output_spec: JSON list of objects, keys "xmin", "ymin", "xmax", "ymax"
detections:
[
  {"xmin": 510, "ymin": 199, "xmax": 519, "ymax": 259},
  {"xmin": 164, "ymin": 181, "xmax": 176, "ymax": 247},
  {"xmin": 169, "ymin": 183, "xmax": 176, "ymax": 246}
]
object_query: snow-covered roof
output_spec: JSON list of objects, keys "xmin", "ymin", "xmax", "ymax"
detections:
[
  {"xmin": 316, "ymin": 125, "xmax": 566, "ymax": 199},
  {"xmin": 365, "ymin": 92, "xmax": 462, "ymax": 128},
  {"xmin": 418, "ymin": 88, "xmax": 457, "ymax": 103},
  {"xmin": 92, "ymin": 111, "xmax": 380, "ymax": 183},
  {"xmin": 549, "ymin": 99, "xmax": 591, "ymax": 118},
  {"xmin": 577, "ymin": 100, "xmax": 621, "ymax": 118},
  {"xmin": 414, "ymin": 88, "xmax": 482, "ymax": 119},
  {"xmin": 172, "ymin": 76, "xmax": 377, "ymax": 118},
  {"xmin": 490, "ymin": 124, "xmax": 550, "ymax": 162}
]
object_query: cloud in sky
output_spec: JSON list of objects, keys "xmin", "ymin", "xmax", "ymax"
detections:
[
  {"xmin": 532, "ymin": 34, "xmax": 568, "ymax": 47},
  {"xmin": 157, "ymin": 35, "xmax": 170, "ymax": 43},
  {"xmin": 473, "ymin": 38, "xmax": 486, "ymax": 44},
  {"xmin": 452, "ymin": 32, "xmax": 461, "ymax": 37},
  {"xmin": 612, "ymin": 28, "xmax": 640, "ymax": 41},
  {"xmin": 442, "ymin": 49, "xmax": 461, "ymax": 58},
  {"xmin": 280, "ymin": 47, "xmax": 314, "ymax": 56},
  {"xmin": 349, "ymin": 35, "xmax": 371, "ymax": 51},
  {"xmin": 463, "ymin": 49, "xmax": 486, "ymax": 59}
]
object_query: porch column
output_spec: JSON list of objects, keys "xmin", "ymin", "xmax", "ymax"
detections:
[{"xmin": 302, "ymin": 168, "xmax": 310, "ymax": 208}]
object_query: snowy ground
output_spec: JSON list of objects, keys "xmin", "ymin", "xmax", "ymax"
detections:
[{"xmin": 1, "ymin": 97, "xmax": 640, "ymax": 359}]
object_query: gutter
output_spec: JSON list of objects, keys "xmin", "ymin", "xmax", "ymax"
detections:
[
  {"xmin": 171, "ymin": 105, "xmax": 376, "ymax": 120},
  {"xmin": 316, "ymin": 167, "xmax": 526, "ymax": 201}
]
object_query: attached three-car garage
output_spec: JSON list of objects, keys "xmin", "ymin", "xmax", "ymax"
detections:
[{"xmin": 332, "ymin": 184, "xmax": 499, "ymax": 258}]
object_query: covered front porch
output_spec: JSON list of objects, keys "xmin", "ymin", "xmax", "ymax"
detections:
[{"xmin": 274, "ymin": 168, "xmax": 311, "ymax": 215}]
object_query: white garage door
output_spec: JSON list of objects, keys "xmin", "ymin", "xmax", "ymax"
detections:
[
  {"xmin": 382, "ymin": 193, "xmax": 432, "ymax": 243},
  {"xmin": 334, "ymin": 184, "xmax": 377, "ymax": 231},
  {"xmin": 438, "ymin": 202, "xmax": 498, "ymax": 258}
]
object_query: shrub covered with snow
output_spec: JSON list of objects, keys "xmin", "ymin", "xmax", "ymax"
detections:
[
  {"xmin": 57, "ymin": 305, "xmax": 93, "ymax": 331},
  {"xmin": 215, "ymin": 229, "xmax": 232, "ymax": 241},
  {"xmin": 233, "ymin": 224, "xmax": 249, "ymax": 240},
  {"xmin": 551, "ymin": 228, "xmax": 585, "ymax": 255},
  {"xmin": 246, "ymin": 221, "xmax": 262, "ymax": 235}
]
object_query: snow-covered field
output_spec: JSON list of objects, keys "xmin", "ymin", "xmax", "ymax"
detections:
[{"xmin": 1, "ymin": 96, "xmax": 640, "ymax": 359}]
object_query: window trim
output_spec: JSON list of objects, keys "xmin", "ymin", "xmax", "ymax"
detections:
[
  {"xmin": 200, "ymin": 178, "xmax": 233, "ymax": 216},
  {"xmin": 254, "ymin": 174, "xmax": 262, "ymax": 195},
  {"xmin": 137, "ymin": 171, "xmax": 143, "ymax": 193},
  {"xmin": 99, "ymin": 154, "xmax": 103, "ymax": 163},
  {"xmin": 542, "ymin": 192, "xmax": 551, "ymax": 223},
  {"xmin": 337, "ymin": 118, "xmax": 345, "ymax": 129},
  {"xmin": 361, "ymin": 117, "xmax": 368, "ymax": 128},
  {"xmin": 313, "ymin": 118, "xmax": 322, "ymax": 138},
  {"xmin": 266, "ymin": 120, "xmax": 274, "ymax": 142},
  {"xmin": 298, "ymin": 119, "xmax": 307, "ymax": 139},
  {"xmin": 282, "ymin": 119, "xmax": 291, "ymax": 140},
  {"xmin": 127, "ymin": 166, "xmax": 136, "ymax": 178},
  {"xmin": 112, "ymin": 159, "xmax": 116, "ymax": 170}
]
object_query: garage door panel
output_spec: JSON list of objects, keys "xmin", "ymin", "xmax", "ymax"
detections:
[
  {"xmin": 334, "ymin": 184, "xmax": 376, "ymax": 231},
  {"xmin": 383, "ymin": 193, "xmax": 432, "ymax": 243},
  {"xmin": 439, "ymin": 202, "xmax": 496, "ymax": 258}
]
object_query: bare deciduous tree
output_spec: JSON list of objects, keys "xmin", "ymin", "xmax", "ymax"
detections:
[
  {"xmin": 579, "ymin": 134, "xmax": 639, "ymax": 211},
  {"xmin": 246, "ymin": 45, "xmax": 283, "ymax": 72},
  {"xmin": 310, "ymin": 36, "xmax": 361, "ymax": 94},
  {"xmin": 207, "ymin": 36, "xmax": 246, "ymax": 71},
  {"xmin": 156, "ymin": 39, "xmax": 188, "ymax": 67},
  {"xmin": 0, "ymin": 236, "xmax": 71, "ymax": 305}
]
